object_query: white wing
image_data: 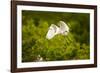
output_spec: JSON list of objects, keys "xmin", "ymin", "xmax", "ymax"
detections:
[
  {"xmin": 46, "ymin": 24, "xmax": 59, "ymax": 39},
  {"xmin": 46, "ymin": 21, "xmax": 69, "ymax": 39},
  {"xmin": 59, "ymin": 21, "xmax": 69, "ymax": 35}
]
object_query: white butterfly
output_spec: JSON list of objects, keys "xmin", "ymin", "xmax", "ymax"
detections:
[{"xmin": 46, "ymin": 21, "xmax": 69, "ymax": 39}]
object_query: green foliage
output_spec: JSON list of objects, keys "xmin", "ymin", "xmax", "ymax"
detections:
[{"xmin": 22, "ymin": 10, "xmax": 90, "ymax": 62}]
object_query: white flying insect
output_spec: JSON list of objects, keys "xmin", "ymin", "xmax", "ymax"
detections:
[{"xmin": 46, "ymin": 21, "xmax": 69, "ymax": 40}]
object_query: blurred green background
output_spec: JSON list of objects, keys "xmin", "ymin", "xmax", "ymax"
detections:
[{"xmin": 22, "ymin": 10, "xmax": 90, "ymax": 62}]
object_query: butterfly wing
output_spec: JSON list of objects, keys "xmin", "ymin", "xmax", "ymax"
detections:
[{"xmin": 46, "ymin": 24, "xmax": 59, "ymax": 39}]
